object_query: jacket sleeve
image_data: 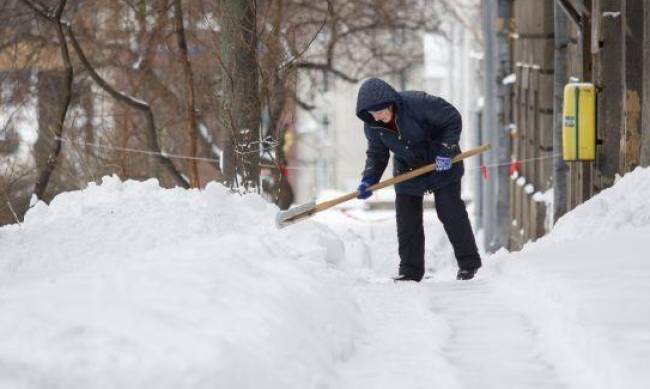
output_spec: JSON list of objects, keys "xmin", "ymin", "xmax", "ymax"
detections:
[
  {"xmin": 361, "ymin": 124, "xmax": 389, "ymax": 180},
  {"xmin": 420, "ymin": 93, "xmax": 462, "ymax": 146}
]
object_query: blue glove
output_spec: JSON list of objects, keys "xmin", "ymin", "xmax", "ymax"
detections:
[
  {"xmin": 435, "ymin": 143, "xmax": 457, "ymax": 172},
  {"xmin": 357, "ymin": 176, "xmax": 378, "ymax": 199},
  {"xmin": 435, "ymin": 156, "xmax": 452, "ymax": 171}
]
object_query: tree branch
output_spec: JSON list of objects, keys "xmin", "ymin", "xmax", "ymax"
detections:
[
  {"xmin": 20, "ymin": 0, "xmax": 73, "ymax": 201},
  {"xmin": 65, "ymin": 22, "xmax": 190, "ymax": 188},
  {"xmin": 295, "ymin": 61, "xmax": 359, "ymax": 83}
]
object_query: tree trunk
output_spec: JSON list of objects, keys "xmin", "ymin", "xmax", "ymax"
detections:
[
  {"xmin": 173, "ymin": 0, "xmax": 200, "ymax": 188},
  {"xmin": 219, "ymin": 0, "xmax": 261, "ymax": 191},
  {"xmin": 22, "ymin": 0, "xmax": 73, "ymax": 201}
]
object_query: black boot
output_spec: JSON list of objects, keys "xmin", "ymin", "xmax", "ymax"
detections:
[
  {"xmin": 393, "ymin": 274, "xmax": 422, "ymax": 283},
  {"xmin": 456, "ymin": 268, "xmax": 478, "ymax": 281}
]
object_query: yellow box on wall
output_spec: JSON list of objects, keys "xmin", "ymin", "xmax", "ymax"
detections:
[{"xmin": 562, "ymin": 83, "xmax": 596, "ymax": 161}]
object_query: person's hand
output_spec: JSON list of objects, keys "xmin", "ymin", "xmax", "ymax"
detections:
[
  {"xmin": 435, "ymin": 143, "xmax": 457, "ymax": 172},
  {"xmin": 357, "ymin": 176, "xmax": 378, "ymax": 199},
  {"xmin": 435, "ymin": 155, "xmax": 452, "ymax": 171}
]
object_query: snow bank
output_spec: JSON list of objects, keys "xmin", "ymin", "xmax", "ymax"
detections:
[
  {"xmin": 493, "ymin": 166, "xmax": 650, "ymax": 389},
  {"xmin": 0, "ymin": 176, "xmax": 360, "ymax": 389},
  {"xmin": 546, "ymin": 167, "xmax": 650, "ymax": 243}
]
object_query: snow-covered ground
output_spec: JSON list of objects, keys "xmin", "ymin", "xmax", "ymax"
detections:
[{"xmin": 2, "ymin": 168, "xmax": 650, "ymax": 388}]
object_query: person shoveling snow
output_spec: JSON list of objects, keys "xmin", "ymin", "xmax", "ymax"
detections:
[{"xmin": 354, "ymin": 77, "xmax": 482, "ymax": 282}]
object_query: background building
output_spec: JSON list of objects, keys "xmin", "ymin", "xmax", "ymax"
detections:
[{"xmin": 482, "ymin": 0, "xmax": 650, "ymax": 252}]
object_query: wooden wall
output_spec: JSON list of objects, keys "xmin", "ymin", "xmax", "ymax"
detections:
[
  {"xmin": 508, "ymin": 0, "xmax": 647, "ymax": 251},
  {"xmin": 509, "ymin": 0, "xmax": 555, "ymax": 250}
]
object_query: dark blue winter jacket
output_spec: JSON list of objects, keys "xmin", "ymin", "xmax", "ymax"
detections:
[{"xmin": 356, "ymin": 78, "xmax": 464, "ymax": 196}]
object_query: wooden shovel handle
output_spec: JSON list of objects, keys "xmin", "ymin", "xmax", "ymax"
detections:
[{"xmin": 313, "ymin": 144, "xmax": 491, "ymax": 214}]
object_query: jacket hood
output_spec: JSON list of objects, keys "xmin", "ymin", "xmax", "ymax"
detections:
[{"xmin": 356, "ymin": 78, "xmax": 401, "ymax": 123}]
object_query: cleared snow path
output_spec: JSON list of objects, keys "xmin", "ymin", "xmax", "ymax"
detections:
[
  {"xmin": 426, "ymin": 278, "xmax": 563, "ymax": 389},
  {"xmin": 334, "ymin": 275, "xmax": 565, "ymax": 389},
  {"xmin": 336, "ymin": 282, "xmax": 462, "ymax": 389},
  {"xmin": 320, "ymin": 209, "xmax": 565, "ymax": 389}
]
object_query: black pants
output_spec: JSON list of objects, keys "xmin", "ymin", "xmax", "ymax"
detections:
[{"xmin": 396, "ymin": 180, "xmax": 481, "ymax": 280}]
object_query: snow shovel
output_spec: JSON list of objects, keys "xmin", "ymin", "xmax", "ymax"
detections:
[{"xmin": 275, "ymin": 143, "xmax": 491, "ymax": 229}]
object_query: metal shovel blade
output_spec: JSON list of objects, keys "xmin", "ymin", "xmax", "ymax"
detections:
[{"xmin": 275, "ymin": 201, "xmax": 317, "ymax": 229}]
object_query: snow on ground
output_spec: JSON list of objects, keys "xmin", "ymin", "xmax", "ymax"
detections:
[
  {"xmin": 316, "ymin": 166, "xmax": 650, "ymax": 389},
  {"xmin": 0, "ymin": 176, "xmax": 360, "ymax": 389},
  {"xmin": 487, "ymin": 166, "xmax": 650, "ymax": 389},
  {"xmin": 2, "ymin": 167, "xmax": 650, "ymax": 388}
]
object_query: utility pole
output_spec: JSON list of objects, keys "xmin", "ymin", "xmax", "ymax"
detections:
[
  {"xmin": 494, "ymin": 0, "xmax": 512, "ymax": 250},
  {"xmin": 481, "ymin": 0, "xmax": 497, "ymax": 251},
  {"xmin": 553, "ymin": 0, "xmax": 570, "ymax": 222},
  {"xmin": 640, "ymin": 0, "xmax": 650, "ymax": 167},
  {"xmin": 481, "ymin": 0, "xmax": 511, "ymax": 252}
]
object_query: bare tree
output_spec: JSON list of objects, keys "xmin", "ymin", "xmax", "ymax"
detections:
[
  {"xmin": 19, "ymin": 0, "xmax": 73, "ymax": 201},
  {"xmin": 65, "ymin": 21, "xmax": 190, "ymax": 188},
  {"xmin": 1, "ymin": 0, "xmax": 459, "ymax": 225},
  {"xmin": 173, "ymin": 0, "xmax": 200, "ymax": 188},
  {"xmin": 249, "ymin": 0, "xmax": 447, "ymax": 201},
  {"xmin": 219, "ymin": 0, "xmax": 261, "ymax": 191}
]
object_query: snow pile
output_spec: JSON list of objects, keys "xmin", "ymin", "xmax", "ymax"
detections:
[
  {"xmin": 4, "ymin": 167, "xmax": 650, "ymax": 389},
  {"xmin": 493, "ymin": 166, "xmax": 650, "ymax": 389},
  {"xmin": 0, "ymin": 176, "xmax": 360, "ymax": 389},
  {"xmin": 546, "ymin": 166, "xmax": 650, "ymax": 242}
]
